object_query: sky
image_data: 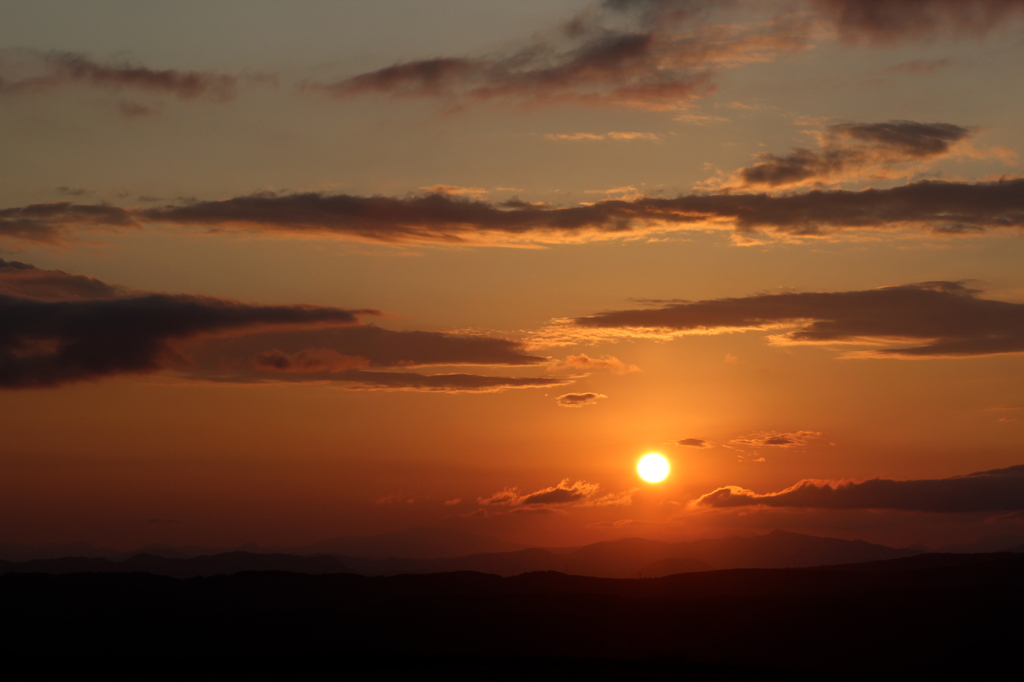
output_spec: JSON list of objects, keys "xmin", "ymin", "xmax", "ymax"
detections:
[{"xmin": 2, "ymin": 0, "xmax": 1024, "ymax": 551}]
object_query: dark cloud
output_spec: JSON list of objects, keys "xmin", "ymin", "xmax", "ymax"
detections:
[
  {"xmin": 5, "ymin": 175, "xmax": 1022, "ymax": 245},
  {"xmin": 196, "ymin": 324, "xmax": 547, "ymax": 370},
  {"xmin": 677, "ymin": 437, "xmax": 710, "ymax": 447},
  {"xmin": 735, "ymin": 120, "xmax": 972, "ymax": 189},
  {"xmin": 305, "ymin": 1, "xmax": 806, "ymax": 110},
  {"xmin": 0, "ymin": 293, "xmax": 370, "ymax": 388},
  {"xmin": 0, "ymin": 50, "xmax": 253, "ymax": 100},
  {"xmin": 574, "ymin": 281, "xmax": 1024, "ymax": 358},
  {"xmin": 695, "ymin": 464, "xmax": 1024, "ymax": 512},
  {"xmin": 0, "ymin": 259, "xmax": 126, "ymax": 301},
  {"xmin": 0, "ymin": 262, "xmax": 559, "ymax": 391},
  {"xmin": 813, "ymin": 0, "xmax": 1024, "ymax": 44},
  {"xmin": 556, "ymin": 392, "xmax": 607, "ymax": 407},
  {"xmin": 0, "ymin": 202, "xmax": 135, "ymax": 242}
]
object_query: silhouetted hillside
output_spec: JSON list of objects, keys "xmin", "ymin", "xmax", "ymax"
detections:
[{"xmin": 3, "ymin": 553, "xmax": 1020, "ymax": 678}]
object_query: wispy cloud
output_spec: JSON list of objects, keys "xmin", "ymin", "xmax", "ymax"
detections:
[
  {"xmin": 709, "ymin": 120, "xmax": 981, "ymax": 190},
  {"xmin": 0, "ymin": 49, "xmax": 271, "ymax": 100},
  {"xmin": 304, "ymin": 1, "xmax": 810, "ymax": 111},
  {"xmin": 573, "ymin": 281, "xmax": 1024, "ymax": 358},
  {"xmin": 6, "ymin": 176, "xmax": 1023, "ymax": 245},
  {"xmin": 695, "ymin": 464, "xmax": 1024, "ymax": 512}
]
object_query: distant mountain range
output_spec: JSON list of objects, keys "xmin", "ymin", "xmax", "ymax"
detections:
[{"xmin": 0, "ymin": 528, "xmax": 984, "ymax": 579}]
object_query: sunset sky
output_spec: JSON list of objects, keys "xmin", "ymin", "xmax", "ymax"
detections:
[{"xmin": 3, "ymin": 0, "xmax": 1024, "ymax": 551}]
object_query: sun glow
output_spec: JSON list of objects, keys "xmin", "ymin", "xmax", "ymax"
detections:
[{"xmin": 637, "ymin": 453, "xmax": 670, "ymax": 483}]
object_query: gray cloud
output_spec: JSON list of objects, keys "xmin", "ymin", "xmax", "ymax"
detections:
[
  {"xmin": 574, "ymin": 281, "xmax": 1024, "ymax": 358},
  {"xmin": 0, "ymin": 50, "xmax": 252, "ymax": 100},
  {"xmin": 305, "ymin": 1, "xmax": 806, "ymax": 111},
  {"xmin": 813, "ymin": 0, "xmax": 1024, "ymax": 44},
  {"xmin": 677, "ymin": 437, "xmax": 710, "ymax": 447},
  {"xmin": 695, "ymin": 464, "xmax": 1024, "ymax": 512}
]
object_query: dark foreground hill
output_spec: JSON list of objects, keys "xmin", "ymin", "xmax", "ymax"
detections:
[{"xmin": 3, "ymin": 552, "xmax": 1020, "ymax": 680}]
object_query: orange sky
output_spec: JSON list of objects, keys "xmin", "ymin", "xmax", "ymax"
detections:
[{"xmin": 2, "ymin": 0, "xmax": 1024, "ymax": 551}]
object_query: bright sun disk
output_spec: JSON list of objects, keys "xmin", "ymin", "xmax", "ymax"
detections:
[{"xmin": 637, "ymin": 453, "xmax": 670, "ymax": 483}]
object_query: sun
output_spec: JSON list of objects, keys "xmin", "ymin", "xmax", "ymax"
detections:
[{"xmin": 637, "ymin": 453, "xmax": 670, "ymax": 483}]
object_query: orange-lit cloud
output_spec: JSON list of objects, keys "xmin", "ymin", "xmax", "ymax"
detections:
[
  {"xmin": 718, "ymin": 120, "xmax": 977, "ymax": 190},
  {"xmin": 574, "ymin": 281, "xmax": 1024, "ymax": 358},
  {"xmin": 555, "ymin": 392, "xmax": 608, "ymax": 407},
  {"xmin": 728, "ymin": 431, "xmax": 823, "ymax": 447},
  {"xmin": 477, "ymin": 478, "xmax": 630, "ymax": 508},
  {"xmin": 695, "ymin": 464, "xmax": 1024, "ymax": 512},
  {"xmin": 550, "ymin": 353, "xmax": 639, "ymax": 374},
  {"xmin": 546, "ymin": 132, "xmax": 660, "ymax": 141}
]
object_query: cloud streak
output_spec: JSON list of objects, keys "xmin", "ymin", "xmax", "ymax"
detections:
[
  {"xmin": 695, "ymin": 464, "xmax": 1024, "ymax": 512},
  {"xmin": 813, "ymin": 0, "xmax": 1024, "ymax": 44},
  {"xmin": 0, "ymin": 262, "xmax": 560, "ymax": 391},
  {"xmin": 305, "ymin": 1, "xmax": 809, "ymax": 111},
  {"xmin": 725, "ymin": 120, "xmax": 976, "ymax": 190},
  {"xmin": 5, "ymin": 175, "xmax": 1023, "ymax": 245},
  {"xmin": 478, "ymin": 478, "xmax": 629, "ymax": 507},
  {"xmin": 0, "ymin": 50, "xmax": 263, "ymax": 100},
  {"xmin": 574, "ymin": 281, "xmax": 1024, "ymax": 358}
]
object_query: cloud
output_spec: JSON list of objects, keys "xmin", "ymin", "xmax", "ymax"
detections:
[
  {"xmin": 722, "ymin": 120, "xmax": 975, "ymax": 190},
  {"xmin": 887, "ymin": 58, "xmax": 953, "ymax": 74},
  {"xmin": 812, "ymin": 0, "xmax": 1024, "ymax": 44},
  {"xmin": 728, "ymin": 431, "xmax": 823, "ymax": 447},
  {"xmin": 695, "ymin": 464, "xmax": 1024, "ymax": 512},
  {"xmin": 550, "ymin": 353, "xmax": 639, "ymax": 374},
  {"xmin": 573, "ymin": 280, "xmax": 1024, "ymax": 358},
  {"xmin": 677, "ymin": 437, "xmax": 710, "ymax": 448},
  {"xmin": 0, "ymin": 202, "xmax": 136, "ymax": 242},
  {"xmin": 546, "ymin": 131, "xmax": 660, "ymax": 141},
  {"xmin": 556, "ymin": 392, "xmax": 608, "ymax": 407},
  {"xmin": 196, "ymin": 324, "xmax": 548, "ymax": 370},
  {"xmin": 0, "ymin": 262, "xmax": 561, "ymax": 391},
  {"xmin": 304, "ymin": 1, "xmax": 810, "ymax": 111},
  {"xmin": 478, "ymin": 479, "xmax": 607, "ymax": 507},
  {"xmin": 6, "ymin": 175, "xmax": 1024, "ymax": 245},
  {"xmin": 0, "ymin": 49, "xmax": 259, "ymax": 100},
  {"xmin": 418, "ymin": 185, "xmax": 489, "ymax": 197},
  {"xmin": 0, "ymin": 293, "xmax": 370, "ymax": 389},
  {"xmin": 0, "ymin": 259, "xmax": 126, "ymax": 301}
]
